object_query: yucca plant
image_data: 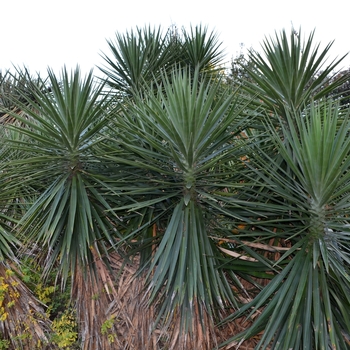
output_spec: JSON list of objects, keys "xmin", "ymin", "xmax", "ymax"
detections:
[
  {"xmin": 99, "ymin": 68, "xmax": 256, "ymax": 349},
  {"xmin": 220, "ymin": 100, "xmax": 350, "ymax": 349},
  {"xmin": 242, "ymin": 28, "xmax": 348, "ymax": 121},
  {"xmin": 218, "ymin": 30, "xmax": 350, "ymax": 349},
  {"xmin": 99, "ymin": 25, "xmax": 225, "ymax": 99},
  {"xmin": 99, "ymin": 25, "xmax": 178, "ymax": 97},
  {"xmin": 179, "ymin": 24, "xmax": 225, "ymax": 75},
  {"xmin": 3, "ymin": 67, "xmax": 124, "ymax": 349}
]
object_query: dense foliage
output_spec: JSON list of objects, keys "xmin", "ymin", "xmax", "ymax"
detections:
[{"xmin": 0, "ymin": 26, "xmax": 350, "ymax": 349}]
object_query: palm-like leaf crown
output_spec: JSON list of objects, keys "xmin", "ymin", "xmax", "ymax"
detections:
[
  {"xmin": 4, "ymin": 67, "xmax": 119, "ymax": 283},
  {"xmin": 101, "ymin": 68, "xmax": 252, "ymax": 339},
  {"xmin": 242, "ymin": 29, "xmax": 348, "ymax": 120},
  {"xmin": 235, "ymin": 101, "xmax": 350, "ymax": 349},
  {"xmin": 99, "ymin": 25, "xmax": 225, "ymax": 99},
  {"xmin": 220, "ymin": 31, "xmax": 350, "ymax": 347}
]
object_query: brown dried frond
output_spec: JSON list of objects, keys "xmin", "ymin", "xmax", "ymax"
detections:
[
  {"xmin": 106, "ymin": 252, "xmax": 265, "ymax": 350},
  {"xmin": 72, "ymin": 247, "xmax": 270, "ymax": 350}
]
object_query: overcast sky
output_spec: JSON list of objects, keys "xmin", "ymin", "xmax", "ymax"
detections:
[{"xmin": 1, "ymin": 0, "xmax": 349, "ymax": 77}]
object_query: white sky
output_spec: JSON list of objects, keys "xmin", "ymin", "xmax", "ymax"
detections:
[{"xmin": 1, "ymin": 0, "xmax": 349, "ymax": 77}]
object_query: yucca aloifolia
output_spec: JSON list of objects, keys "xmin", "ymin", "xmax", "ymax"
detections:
[
  {"xmin": 221, "ymin": 100, "xmax": 350, "ymax": 349},
  {"xmin": 3, "ymin": 67, "xmax": 123, "ymax": 349},
  {"xmin": 101, "ymin": 67, "xmax": 255, "ymax": 349}
]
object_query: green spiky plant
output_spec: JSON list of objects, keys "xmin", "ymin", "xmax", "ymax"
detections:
[
  {"xmin": 220, "ymin": 100, "xmax": 350, "ymax": 349},
  {"xmin": 98, "ymin": 67, "xmax": 256, "ymax": 348},
  {"xmin": 241, "ymin": 28, "xmax": 348, "ymax": 120},
  {"xmin": 2, "ymin": 67, "xmax": 124, "ymax": 350},
  {"xmin": 99, "ymin": 25, "xmax": 225, "ymax": 99},
  {"xmin": 99, "ymin": 26, "xmax": 178, "ymax": 97},
  {"xmin": 218, "ymin": 29, "xmax": 350, "ymax": 349}
]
